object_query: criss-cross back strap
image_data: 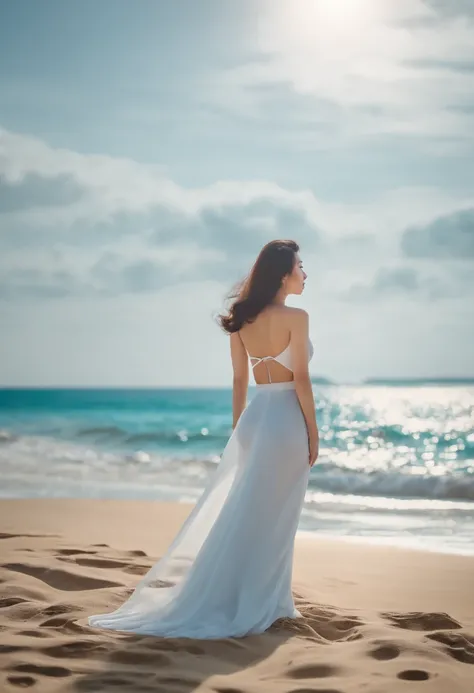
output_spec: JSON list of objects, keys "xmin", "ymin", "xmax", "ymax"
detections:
[{"xmin": 249, "ymin": 356, "xmax": 276, "ymax": 384}]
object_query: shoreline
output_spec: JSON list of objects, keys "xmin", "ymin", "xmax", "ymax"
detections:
[
  {"xmin": 3, "ymin": 493, "xmax": 473, "ymax": 557},
  {"xmin": 297, "ymin": 528, "xmax": 474, "ymax": 557}
]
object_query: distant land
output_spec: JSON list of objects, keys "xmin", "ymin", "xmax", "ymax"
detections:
[
  {"xmin": 310, "ymin": 376, "xmax": 335, "ymax": 385},
  {"xmin": 308, "ymin": 376, "xmax": 474, "ymax": 387},
  {"xmin": 362, "ymin": 377, "xmax": 474, "ymax": 386}
]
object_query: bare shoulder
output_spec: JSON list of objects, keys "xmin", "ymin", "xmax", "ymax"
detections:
[
  {"xmin": 268, "ymin": 306, "xmax": 308, "ymax": 337},
  {"xmin": 284, "ymin": 306, "xmax": 309, "ymax": 325},
  {"xmin": 230, "ymin": 331, "xmax": 245, "ymax": 348},
  {"xmin": 270, "ymin": 305, "xmax": 307, "ymax": 319},
  {"xmin": 281, "ymin": 308, "xmax": 308, "ymax": 342}
]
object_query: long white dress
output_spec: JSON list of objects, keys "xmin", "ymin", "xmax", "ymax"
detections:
[{"xmin": 88, "ymin": 340, "xmax": 314, "ymax": 638}]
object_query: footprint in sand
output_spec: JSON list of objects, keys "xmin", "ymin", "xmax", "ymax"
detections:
[
  {"xmin": 0, "ymin": 597, "xmax": 28, "ymax": 608},
  {"xmin": 56, "ymin": 548, "xmax": 98, "ymax": 556},
  {"xmin": 369, "ymin": 642, "xmax": 401, "ymax": 661},
  {"xmin": 288, "ymin": 690, "xmax": 343, "ymax": 693},
  {"xmin": 56, "ymin": 556, "xmax": 151, "ymax": 576},
  {"xmin": 0, "ymin": 533, "xmax": 59, "ymax": 540},
  {"xmin": 427, "ymin": 631, "xmax": 474, "ymax": 665},
  {"xmin": 288, "ymin": 605, "xmax": 364, "ymax": 642},
  {"xmin": 0, "ymin": 645, "xmax": 27, "ymax": 654},
  {"xmin": 42, "ymin": 640, "xmax": 109, "ymax": 659},
  {"xmin": 155, "ymin": 675, "xmax": 203, "ymax": 688},
  {"xmin": 40, "ymin": 615, "xmax": 85, "ymax": 631},
  {"xmin": 331, "ymin": 617, "xmax": 363, "ymax": 631},
  {"xmin": 7, "ymin": 674, "xmax": 37, "ymax": 688},
  {"xmin": 288, "ymin": 664, "xmax": 341, "ymax": 679},
  {"xmin": 382, "ymin": 611, "xmax": 461, "ymax": 631},
  {"xmin": 143, "ymin": 639, "xmax": 205, "ymax": 656},
  {"xmin": 397, "ymin": 669, "xmax": 430, "ymax": 681},
  {"xmin": 75, "ymin": 674, "xmax": 147, "ymax": 691},
  {"xmin": 127, "ymin": 549, "xmax": 148, "ymax": 557},
  {"xmin": 3, "ymin": 562, "xmax": 122, "ymax": 591},
  {"xmin": 123, "ymin": 564, "xmax": 150, "ymax": 575},
  {"xmin": 10, "ymin": 663, "xmax": 71, "ymax": 678},
  {"xmin": 41, "ymin": 603, "xmax": 76, "ymax": 616},
  {"xmin": 66, "ymin": 557, "xmax": 130, "ymax": 569},
  {"xmin": 109, "ymin": 648, "xmax": 171, "ymax": 666},
  {"xmin": 18, "ymin": 629, "xmax": 50, "ymax": 639}
]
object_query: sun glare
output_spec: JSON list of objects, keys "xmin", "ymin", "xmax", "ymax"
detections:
[
  {"xmin": 318, "ymin": 0, "xmax": 374, "ymax": 23},
  {"xmin": 267, "ymin": 0, "xmax": 381, "ymax": 45}
]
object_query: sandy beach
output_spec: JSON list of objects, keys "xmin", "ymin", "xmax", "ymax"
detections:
[{"xmin": 1, "ymin": 499, "xmax": 473, "ymax": 693}]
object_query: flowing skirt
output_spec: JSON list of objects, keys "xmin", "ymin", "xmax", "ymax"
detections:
[{"xmin": 88, "ymin": 381, "xmax": 310, "ymax": 639}]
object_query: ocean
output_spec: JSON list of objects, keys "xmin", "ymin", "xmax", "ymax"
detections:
[{"xmin": 1, "ymin": 385, "xmax": 473, "ymax": 555}]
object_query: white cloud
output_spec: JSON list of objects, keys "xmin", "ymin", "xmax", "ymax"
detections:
[
  {"xmin": 342, "ymin": 264, "xmax": 473, "ymax": 303},
  {"xmin": 1, "ymin": 127, "xmax": 473, "ymax": 383},
  {"xmin": 1, "ymin": 127, "xmax": 474, "ymax": 303},
  {"xmin": 402, "ymin": 207, "xmax": 474, "ymax": 259},
  {"xmin": 0, "ymin": 128, "xmax": 324, "ymax": 296},
  {"xmin": 0, "ymin": 127, "xmax": 326, "ymax": 226},
  {"xmin": 211, "ymin": 0, "xmax": 474, "ymax": 147}
]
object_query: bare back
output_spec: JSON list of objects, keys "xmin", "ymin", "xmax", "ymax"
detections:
[{"xmin": 238, "ymin": 305, "xmax": 295, "ymax": 384}]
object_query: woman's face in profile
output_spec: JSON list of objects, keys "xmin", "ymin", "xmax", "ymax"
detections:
[{"xmin": 286, "ymin": 254, "xmax": 307, "ymax": 295}]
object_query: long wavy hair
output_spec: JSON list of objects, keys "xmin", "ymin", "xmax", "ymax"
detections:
[{"xmin": 218, "ymin": 240, "xmax": 299, "ymax": 334}]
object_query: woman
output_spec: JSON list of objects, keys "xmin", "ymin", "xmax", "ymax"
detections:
[{"xmin": 88, "ymin": 239, "xmax": 319, "ymax": 639}]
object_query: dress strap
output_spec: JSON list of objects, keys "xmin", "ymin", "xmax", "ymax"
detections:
[{"xmin": 250, "ymin": 356, "xmax": 274, "ymax": 384}]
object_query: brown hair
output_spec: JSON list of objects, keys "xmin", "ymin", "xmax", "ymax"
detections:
[{"xmin": 218, "ymin": 239, "xmax": 299, "ymax": 333}]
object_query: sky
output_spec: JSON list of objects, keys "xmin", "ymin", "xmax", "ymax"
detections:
[{"xmin": 0, "ymin": 0, "xmax": 473, "ymax": 387}]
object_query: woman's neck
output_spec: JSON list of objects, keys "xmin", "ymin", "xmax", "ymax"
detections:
[{"xmin": 272, "ymin": 288, "xmax": 288, "ymax": 305}]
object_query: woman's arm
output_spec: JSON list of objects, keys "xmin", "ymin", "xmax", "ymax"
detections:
[
  {"xmin": 230, "ymin": 332, "xmax": 249, "ymax": 429},
  {"xmin": 290, "ymin": 309, "xmax": 319, "ymax": 466}
]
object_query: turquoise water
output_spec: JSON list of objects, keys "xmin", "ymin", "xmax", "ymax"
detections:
[{"xmin": 1, "ymin": 385, "xmax": 473, "ymax": 553}]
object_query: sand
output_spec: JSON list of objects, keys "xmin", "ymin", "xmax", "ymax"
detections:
[{"xmin": 1, "ymin": 499, "xmax": 473, "ymax": 693}]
